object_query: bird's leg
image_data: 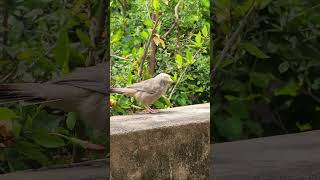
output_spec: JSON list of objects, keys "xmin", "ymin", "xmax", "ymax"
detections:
[{"xmin": 144, "ymin": 105, "xmax": 160, "ymax": 114}]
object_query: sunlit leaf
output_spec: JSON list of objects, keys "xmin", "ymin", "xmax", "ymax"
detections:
[
  {"xmin": 202, "ymin": 25, "xmax": 208, "ymax": 37},
  {"xmin": 175, "ymin": 54, "xmax": 183, "ymax": 69},
  {"xmin": 153, "ymin": 0, "xmax": 160, "ymax": 11},
  {"xmin": 140, "ymin": 31, "xmax": 149, "ymax": 40}
]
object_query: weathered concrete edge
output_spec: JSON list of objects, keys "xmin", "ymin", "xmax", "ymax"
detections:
[{"xmin": 111, "ymin": 103, "xmax": 210, "ymax": 135}]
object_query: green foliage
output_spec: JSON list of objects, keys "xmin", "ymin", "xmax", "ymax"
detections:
[
  {"xmin": 111, "ymin": 0, "xmax": 210, "ymax": 115},
  {"xmin": 0, "ymin": 0, "xmax": 105, "ymax": 172},
  {"xmin": 212, "ymin": 0, "xmax": 320, "ymax": 142}
]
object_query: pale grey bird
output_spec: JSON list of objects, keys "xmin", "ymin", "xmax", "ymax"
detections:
[
  {"xmin": 0, "ymin": 63, "xmax": 108, "ymax": 132},
  {"xmin": 111, "ymin": 73, "xmax": 174, "ymax": 113}
]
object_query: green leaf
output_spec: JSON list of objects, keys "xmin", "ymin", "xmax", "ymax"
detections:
[
  {"xmin": 76, "ymin": 29, "xmax": 91, "ymax": 46},
  {"xmin": 0, "ymin": 107, "xmax": 17, "ymax": 120},
  {"xmin": 296, "ymin": 122, "xmax": 312, "ymax": 131},
  {"xmin": 16, "ymin": 49, "xmax": 34, "ymax": 61},
  {"xmin": 111, "ymin": 30, "xmax": 123, "ymax": 43},
  {"xmin": 138, "ymin": 47, "xmax": 144, "ymax": 57},
  {"xmin": 177, "ymin": 97, "xmax": 187, "ymax": 105},
  {"xmin": 66, "ymin": 112, "xmax": 77, "ymax": 130},
  {"xmin": 243, "ymin": 42, "xmax": 270, "ymax": 59},
  {"xmin": 32, "ymin": 129, "xmax": 65, "ymax": 148},
  {"xmin": 274, "ymin": 79, "xmax": 299, "ymax": 96},
  {"xmin": 140, "ymin": 31, "xmax": 149, "ymax": 40},
  {"xmin": 202, "ymin": 25, "xmax": 208, "ymax": 37},
  {"xmin": 186, "ymin": 50, "xmax": 192, "ymax": 62},
  {"xmin": 153, "ymin": 0, "xmax": 160, "ymax": 11},
  {"xmin": 144, "ymin": 19, "xmax": 153, "ymax": 28},
  {"xmin": 250, "ymin": 72, "xmax": 274, "ymax": 88},
  {"xmin": 175, "ymin": 54, "xmax": 183, "ymax": 69},
  {"xmin": 25, "ymin": 115, "xmax": 33, "ymax": 130},
  {"xmin": 53, "ymin": 29, "xmax": 70, "ymax": 74},
  {"xmin": 195, "ymin": 32, "xmax": 202, "ymax": 46}
]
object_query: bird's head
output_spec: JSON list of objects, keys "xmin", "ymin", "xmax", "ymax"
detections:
[{"xmin": 156, "ymin": 73, "xmax": 174, "ymax": 84}]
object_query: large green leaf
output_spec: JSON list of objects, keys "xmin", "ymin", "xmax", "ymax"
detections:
[
  {"xmin": 32, "ymin": 129, "xmax": 65, "ymax": 148},
  {"xmin": 0, "ymin": 108, "xmax": 17, "ymax": 120},
  {"xmin": 53, "ymin": 29, "xmax": 70, "ymax": 74},
  {"xmin": 243, "ymin": 42, "xmax": 270, "ymax": 59},
  {"xmin": 76, "ymin": 29, "xmax": 91, "ymax": 47}
]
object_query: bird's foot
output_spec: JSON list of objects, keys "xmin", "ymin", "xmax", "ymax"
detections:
[{"xmin": 144, "ymin": 108, "xmax": 160, "ymax": 114}]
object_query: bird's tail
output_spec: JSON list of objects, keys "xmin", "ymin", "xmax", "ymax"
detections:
[
  {"xmin": 0, "ymin": 83, "xmax": 46, "ymax": 105},
  {"xmin": 110, "ymin": 88, "xmax": 136, "ymax": 96}
]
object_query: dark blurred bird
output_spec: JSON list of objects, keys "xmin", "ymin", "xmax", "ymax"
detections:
[
  {"xmin": 111, "ymin": 73, "xmax": 173, "ymax": 113},
  {"xmin": 0, "ymin": 63, "xmax": 108, "ymax": 131}
]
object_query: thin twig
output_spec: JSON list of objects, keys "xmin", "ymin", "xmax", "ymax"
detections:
[
  {"xmin": 110, "ymin": 54, "xmax": 129, "ymax": 60},
  {"xmin": 163, "ymin": 0, "xmax": 182, "ymax": 39},
  {"xmin": 210, "ymin": 1, "xmax": 256, "ymax": 79}
]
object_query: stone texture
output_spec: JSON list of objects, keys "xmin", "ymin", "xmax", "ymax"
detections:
[
  {"xmin": 211, "ymin": 130, "xmax": 320, "ymax": 180},
  {"xmin": 111, "ymin": 103, "xmax": 210, "ymax": 180}
]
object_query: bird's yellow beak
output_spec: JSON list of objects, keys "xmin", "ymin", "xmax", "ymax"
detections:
[{"xmin": 169, "ymin": 78, "xmax": 174, "ymax": 83}]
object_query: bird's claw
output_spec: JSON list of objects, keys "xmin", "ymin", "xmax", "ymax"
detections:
[{"xmin": 144, "ymin": 108, "xmax": 160, "ymax": 114}]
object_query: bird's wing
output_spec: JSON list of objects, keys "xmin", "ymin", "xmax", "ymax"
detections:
[
  {"xmin": 51, "ymin": 63, "xmax": 108, "ymax": 94},
  {"xmin": 128, "ymin": 79, "xmax": 158, "ymax": 94}
]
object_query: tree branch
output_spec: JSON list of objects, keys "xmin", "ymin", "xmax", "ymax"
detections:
[
  {"xmin": 210, "ymin": 2, "xmax": 255, "ymax": 79},
  {"xmin": 138, "ymin": 13, "xmax": 161, "ymax": 78}
]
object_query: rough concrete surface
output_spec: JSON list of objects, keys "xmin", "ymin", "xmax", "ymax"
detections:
[
  {"xmin": 211, "ymin": 130, "xmax": 320, "ymax": 180},
  {"xmin": 111, "ymin": 103, "xmax": 210, "ymax": 180}
]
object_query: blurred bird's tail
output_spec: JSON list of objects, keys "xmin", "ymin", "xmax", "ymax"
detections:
[
  {"xmin": 111, "ymin": 88, "xmax": 136, "ymax": 96},
  {"xmin": 0, "ymin": 83, "xmax": 47, "ymax": 105}
]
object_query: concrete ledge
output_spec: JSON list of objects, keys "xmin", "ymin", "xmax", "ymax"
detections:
[
  {"xmin": 111, "ymin": 103, "xmax": 210, "ymax": 180},
  {"xmin": 211, "ymin": 130, "xmax": 320, "ymax": 180}
]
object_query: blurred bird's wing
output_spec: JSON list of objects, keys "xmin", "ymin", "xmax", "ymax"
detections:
[
  {"xmin": 128, "ymin": 78, "xmax": 158, "ymax": 94},
  {"xmin": 51, "ymin": 63, "xmax": 108, "ymax": 94}
]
